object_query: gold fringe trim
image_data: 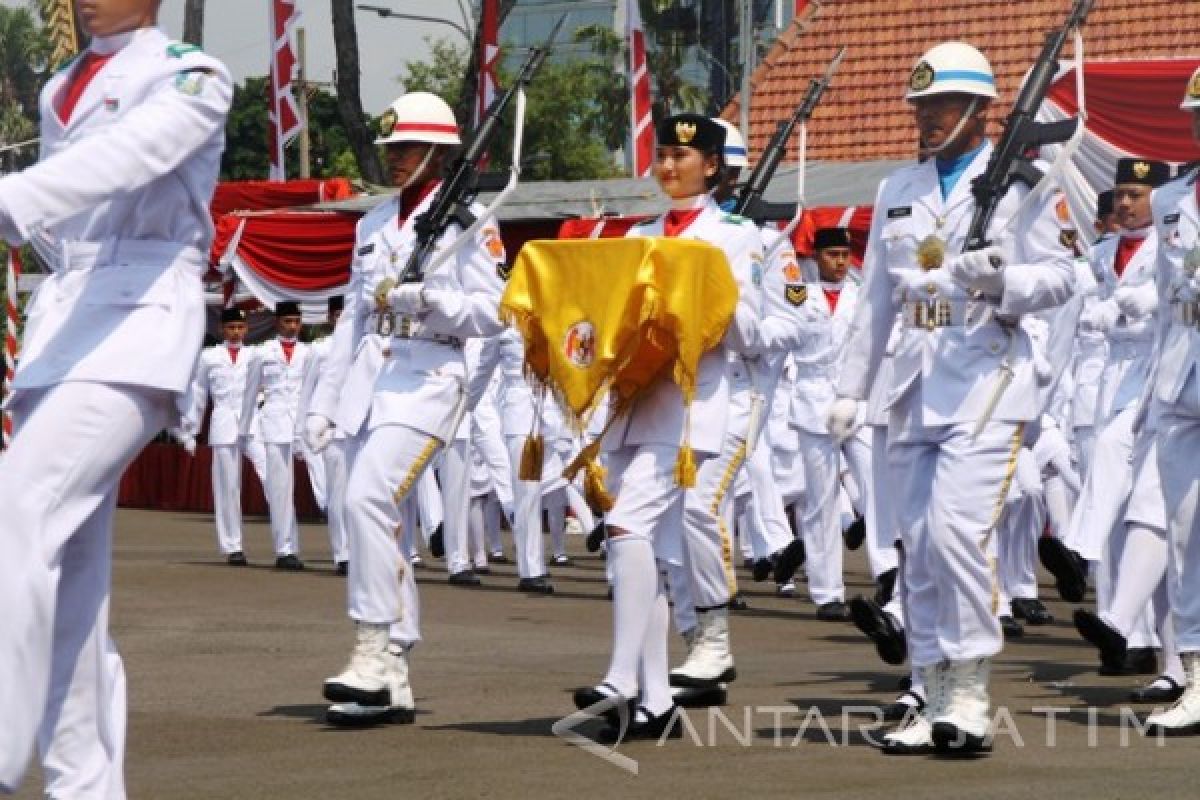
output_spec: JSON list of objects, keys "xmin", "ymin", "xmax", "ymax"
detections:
[
  {"xmin": 392, "ymin": 437, "xmax": 440, "ymax": 504},
  {"xmin": 518, "ymin": 434, "xmax": 544, "ymax": 481}
]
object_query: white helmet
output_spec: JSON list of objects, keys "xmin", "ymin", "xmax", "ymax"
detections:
[
  {"xmin": 905, "ymin": 42, "xmax": 998, "ymax": 101},
  {"xmin": 713, "ymin": 118, "xmax": 749, "ymax": 168},
  {"xmin": 1182, "ymin": 65, "xmax": 1200, "ymax": 110},
  {"xmin": 375, "ymin": 92, "xmax": 461, "ymax": 146}
]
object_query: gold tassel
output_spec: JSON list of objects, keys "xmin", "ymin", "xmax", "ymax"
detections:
[
  {"xmin": 518, "ymin": 434, "xmax": 544, "ymax": 481},
  {"xmin": 674, "ymin": 443, "xmax": 697, "ymax": 488},
  {"xmin": 583, "ymin": 459, "xmax": 615, "ymax": 513}
]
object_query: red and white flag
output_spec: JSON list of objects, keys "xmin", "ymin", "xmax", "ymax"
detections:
[
  {"xmin": 476, "ymin": 0, "xmax": 499, "ymax": 126},
  {"xmin": 626, "ymin": 0, "xmax": 653, "ymax": 177},
  {"xmin": 3, "ymin": 248, "xmax": 21, "ymax": 448},
  {"xmin": 267, "ymin": 0, "xmax": 303, "ymax": 181}
]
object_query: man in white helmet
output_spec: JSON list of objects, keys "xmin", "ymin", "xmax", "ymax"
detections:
[
  {"xmin": 831, "ymin": 42, "xmax": 1076, "ymax": 755},
  {"xmin": 1144, "ymin": 65, "xmax": 1200, "ymax": 736},
  {"xmin": 304, "ymin": 91, "xmax": 508, "ymax": 725}
]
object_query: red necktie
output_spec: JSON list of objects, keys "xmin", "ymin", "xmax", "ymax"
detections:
[
  {"xmin": 280, "ymin": 341, "xmax": 295, "ymax": 364},
  {"xmin": 1114, "ymin": 236, "xmax": 1144, "ymax": 279},
  {"xmin": 663, "ymin": 208, "xmax": 703, "ymax": 238},
  {"xmin": 57, "ymin": 51, "xmax": 115, "ymax": 124},
  {"xmin": 398, "ymin": 180, "xmax": 439, "ymax": 226},
  {"xmin": 227, "ymin": 346, "xmax": 239, "ymax": 364},
  {"xmin": 824, "ymin": 288, "xmax": 841, "ymax": 312}
]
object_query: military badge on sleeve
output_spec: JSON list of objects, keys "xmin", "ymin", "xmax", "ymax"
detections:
[{"xmin": 785, "ymin": 284, "xmax": 808, "ymax": 306}]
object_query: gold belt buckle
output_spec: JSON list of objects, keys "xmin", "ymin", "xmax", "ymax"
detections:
[
  {"xmin": 375, "ymin": 311, "xmax": 395, "ymax": 336},
  {"xmin": 397, "ymin": 315, "xmax": 413, "ymax": 338}
]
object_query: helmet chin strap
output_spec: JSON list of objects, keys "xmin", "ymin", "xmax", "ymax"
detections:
[
  {"xmin": 918, "ymin": 96, "xmax": 980, "ymax": 159},
  {"xmin": 399, "ymin": 144, "xmax": 437, "ymax": 191}
]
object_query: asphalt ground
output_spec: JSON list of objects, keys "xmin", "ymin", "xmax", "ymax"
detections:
[{"xmin": 12, "ymin": 508, "xmax": 1200, "ymax": 799}]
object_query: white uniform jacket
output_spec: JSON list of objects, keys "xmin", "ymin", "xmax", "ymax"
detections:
[
  {"xmin": 1091, "ymin": 231, "xmax": 1159, "ymax": 421},
  {"xmin": 0, "ymin": 28, "xmax": 231, "ymax": 395},
  {"xmin": 1152, "ymin": 170, "xmax": 1200, "ymax": 410},
  {"xmin": 240, "ymin": 339, "xmax": 310, "ymax": 444},
  {"xmin": 312, "ymin": 189, "xmax": 507, "ymax": 443},
  {"xmin": 838, "ymin": 142, "xmax": 1076, "ymax": 427},
  {"xmin": 608, "ymin": 198, "xmax": 763, "ymax": 455},
  {"xmin": 1071, "ymin": 246, "xmax": 1109, "ymax": 430},
  {"xmin": 181, "ymin": 344, "xmax": 252, "ymax": 445},
  {"xmin": 791, "ymin": 277, "xmax": 860, "ymax": 434}
]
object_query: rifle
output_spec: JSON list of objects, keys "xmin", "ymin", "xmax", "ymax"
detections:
[
  {"xmin": 399, "ymin": 14, "xmax": 566, "ymax": 284},
  {"xmin": 964, "ymin": 0, "xmax": 1093, "ymax": 252},
  {"xmin": 733, "ymin": 46, "xmax": 846, "ymax": 220}
]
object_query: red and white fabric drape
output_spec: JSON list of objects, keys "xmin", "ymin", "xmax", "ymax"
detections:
[
  {"xmin": 1038, "ymin": 58, "xmax": 1200, "ymax": 245},
  {"xmin": 267, "ymin": 0, "xmax": 303, "ymax": 181},
  {"xmin": 3, "ymin": 248, "xmax": 20, "ymax": 447},
  {"xmin": 626, "ymin": 0, "xmax": 653, "ymax": 177}
]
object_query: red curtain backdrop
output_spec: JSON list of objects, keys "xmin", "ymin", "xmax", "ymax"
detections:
[
  {"xmin": 211, "ymin": 211, "xmax": 360, "ymax": 291},
  {"xmin": 1047, "ymin": 58, "xmax": 1200, "ymax": 163},
  {"xmin": 210, "ymin": 178, "xmax": 355, "ymax": 217}
]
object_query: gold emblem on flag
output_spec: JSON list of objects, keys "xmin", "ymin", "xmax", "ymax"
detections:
[
  {"xmin": 1133, "ymin": 161, "xmax": 1151, "ymax": 180},
  {"xmin": 910, "ymin": 61, "xmax": 935, "ymax": 92},
  {"xmin": 380, "ymin": 109, "xmax": 397, "ymax": 137},
  {"xmin": 1189, "ymin": 71, "xmax": 1200, "ymax": 99},
  {"xmin": 917, "ymin": 235, "xmax": 946, "ymax": 271},
  {"xmin": 675, "ymin": 121, "xmax": 697, "ymax": 144}
]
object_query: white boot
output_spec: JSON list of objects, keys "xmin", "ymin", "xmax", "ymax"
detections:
[
  {"xmin": 327, "ymin": 643, "xmax": 416, "ymax": 726},
  {"xmin": 669, "ymin": 608, "xmax": 736, "ymax": 687},
  {"xmin": 323, "ymin": 622, "xmax": 393, "ymax": 706},
  {"xmin": 1146, "ymin": 652, "xmax": 1200, "ymax": 736},
  {"xmin": 882, "ymin": 662, "xmax": 945, "ymax": 755},
  {"xmin": 932, "ymin": 657, "xmax": 992, "ymax": 753}
]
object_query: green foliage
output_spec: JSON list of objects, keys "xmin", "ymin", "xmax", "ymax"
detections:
[{"xmin": 0, "ymin": 5, "xmax": 52, "ymax": 169}]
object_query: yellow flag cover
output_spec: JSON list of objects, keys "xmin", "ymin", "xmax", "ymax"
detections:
[{"xmin": 500, "ymin": 237, "xmax": 737, "ymax": 495}]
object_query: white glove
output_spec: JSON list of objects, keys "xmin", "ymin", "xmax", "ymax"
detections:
[
  {"xmin": 388, "ymin": 284, "xmax": 427, "ymax": 315},
  {"xmin": 947, "ymin": 245, "xmax": 1005, "ymax": 297},
  {"xmin": 891, "ymin": 267, "xmax": 956, "ymax": 304},
  {"xmin": 292, "ymin": 438, "xmax": 306, "ymax": 462},
  {"xmin": 420, "ymin": 288, "xmax": 463, "ymax": 319},
  {"xmin": 825, "ymin": 396, "xmax": 862, "ymax": 442},
  {"xmin": 304, "ymin": 414, "xmax": 335, "ymax": 454},
  {"xmin": 179, "ymin": 434, "xmax": 197, "ymax": 456},
  {"xmin": 1079, "ymin": 298, "xmax": 1119, "ymax": 333}
]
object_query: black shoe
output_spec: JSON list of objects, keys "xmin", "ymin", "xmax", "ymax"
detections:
[
  {"xmin": 1073, "ymin": 608, "xmax": 1127, "ymax": 666},
  {"xmin": 816, "ymin": 600, "xmax": 851, "ymax": 622},
  {"xmin": 772, "ymin": 538, "xmax": 806, "ymax": 585},
  {"xmin": 335, "ymin": 560, "xmax": 348, "ymax": 576},
  {"xmin": 672, "ymin": 684, "xmax": 727, "ymax": 708},
  {"xmin": 474, "ymin": 565, "xmax": 491, "ymax": 575},
  {"xmin": 751, "ymin": 557, "xmax": 774, "ymax": 582},
  {"xmin": 932, "ymin": 721, "xmax": 992, "ymax": 755},
  {"xmin": 874, "ymin": 567, "xmax": 898, "ymax": 607},
  {"xmin": 274, "ymin": 554, "xmax": 305, "ymax": 571},
  {"xmin": 517, "ymin": 576, "xmax": 554, "ymax": 594},
  {"xmin": 598, "ymin": 705, "xmax": 683, "ymax": 743},
  {"xmin": 850, "ymin": 595, "xmax": 907, "ymax": 665},
  {"xmin": 999, "ymin": 615, "xmax": 1024, "ymax": 640},
  {"xmin": 226, "ymin": 551, "xmax": 248, "ymax": 567},
  {"xmin": 1011, "ymin": 597, "xmax": 1053, "ymax": 625},
  {"xmin": 1099, "ymin": 646, "xmax": 1157, "ymax": 677},
  {"xmin": 448, "ymin": 569, "xmax": 481, "ymax": 587},
  {"xmin": 552, "ymin": 554, "xmax": 574, "ymax": 567},
  {"xmin": 1131, "ymin": 676, "xmax": 1185, "ymax": 703},
  {"xmin": 843, "ymin": 515, "xmax": 866, "ymax": 551},
  {"xmin": 586, "ymin": 522, "xmax": 606, "ymax": 553},
  {"xmin": 1038, "ymin": 537, "xmax": 1087, "ymax": 602},
  {"xmin": 881, "ymin": 690, "xmax": 925, "ymax": 722},
  {"xmin": 429, "ymin": 524, "xmax": 445, "ymax": 559},
  {"xmin": 325, "ymin": 703, "xmax": 415, "ymax": 727},
  {"xmin": 728, "ymin": 593, "xmax": 749, "ymax": 611},
  {"xmin": 573, "ymin": 682, "xmax": 636, "ymax": 727}
]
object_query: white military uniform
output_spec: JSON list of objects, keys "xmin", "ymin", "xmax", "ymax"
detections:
[
  {"xmin": 241, "ymin": 336, "xmax": 310, "ymax": 558},
  {"xmin": 0, "ymin": 27, "xmax": 230, "ymax": 796},
  {"xmin": 297, "ymin": 334, "xmax": 351, "ymax": 565},
  {"xmin": 182, "ymin": 341, "xmax": 269, "ymax": 556},
  {"xmin": 839, "ymin": 141, "xmax": 1075, "ymax": 671},
  {"xmin": 597, "ymin": 195, "xmax": 761, "ymax": 714},
  {"xmin": 312, "ymin": 186, "xmax": 506, "ymax": 639}
]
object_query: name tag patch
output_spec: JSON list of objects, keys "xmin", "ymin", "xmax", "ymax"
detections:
[{"xmin": 887, "ymin": 206, "xmax": 912, "ymax": 219}]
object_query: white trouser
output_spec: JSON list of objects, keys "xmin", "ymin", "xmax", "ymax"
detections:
[
  {"xmin": 263, "ymin": 442, "xmax": 299, "ymax": 557},
  {"xmin": 864, "ymin": 424, "xmax": 900, "ymax": 579},
  {"xmin": 1065, "ymin": 405, "xmax": 1137, "ymax": 562},
  {"xmin": 679, "ymin": 433, "xmax": 746, "ymax": 611},
  {"xmin": 840, "ymin": 427, "xmax": 872, "ymax": 519},
  {"xmin": 1157, "ymin": 410, "xmax": 1200, "ymax": 651},
  {"xmin": 416, "ymin": 469, "xmax": 443, "ymax": 539},
  {"xmin": 438, "ymin": 439, "xmax": 473, "ymax": 574},
  {"xmin": 505, "ymin": 435, "xmax": 547, "ymax": 579},
  {"xmin": 745, "ymin": 432, "xmax": 793, "ymax": 559},
  {"xmin": 390, "ymin": 490, "xmax": 421, "ymax": 647},
  {"xmin": 1072, "ymin": 425, "xmax": 1097, "ymax": 488},
  {"xmin": 343, "ymin": 423, "xmax": 435, "ymax": 637},
  {"xmin": 468, "ymin": 495, "xmax": 500, "ymax": 569},
  {"xmin": 0, "ymin": 382, "xmax": 172, "ymax": 797},
  {"xmin": 889, "ymin": 420, "xmax": 1020, "ymax": 667},
  {"xmin": 797, "ymin": 430, "xmax": 844, "ymax": 605},
  {"xmin": 241, "ymin": 436, "xmax": 268, "ymax": 488},
  {"xmin": 998, "ymin": 490, "xmax": 1043, "ymax": 603},
  {"xmin": 303, "ymin": 440, "xmax": 327, "ymax": 510},
  {"xmin": 323, "ymin": 438, "xmax": 351, "ymax": 564},
  {"xmin": 210, "ymin": 444, "xmax": 245, "ymax": 554}
]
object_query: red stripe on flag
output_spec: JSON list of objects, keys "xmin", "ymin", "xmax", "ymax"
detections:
[{"xmin": 627, "ymin": 1, "xmax": 654, "ymax": 178}]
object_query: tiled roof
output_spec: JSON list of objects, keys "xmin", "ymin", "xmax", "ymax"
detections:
[{"xmin": 727, "ymin": 0, "xmax": 1196, "ymax": 162}]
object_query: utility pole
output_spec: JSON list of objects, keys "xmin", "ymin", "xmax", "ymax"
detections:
[
  {"xmin": 739, "ymin": 0, "xmax": 753, "ymax": 144},
  {"xmin": 297, "ymin": 27, "xmax": 311, "ymax": 179}
]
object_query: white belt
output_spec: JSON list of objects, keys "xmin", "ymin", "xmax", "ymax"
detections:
[
  {"xmin": 60, "ymin": 239, "xmax": 206, "ymax": 273},
  {"xmin": 1173, "ymin": 300, "xmax": 1200, "ymax": 329},
  {"xmin": 902, "ymin": 298, "xmax": 969, "ymax": 329}
]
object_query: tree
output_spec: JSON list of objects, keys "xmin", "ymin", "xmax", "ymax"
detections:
[
  {"xmin": 182, "ymin": 0, "xmax": 205, "ymax": 47},
  {"xmin": 221, "ymin": 76, "xmax": 358, "ymax": 181},
  {"xmin": 0, "ymin": 6, "xmax": 51, "ymax": 170},
  {"xmin": 331, "ymin": 0, "xmax": 383, "ymax": 185}
]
